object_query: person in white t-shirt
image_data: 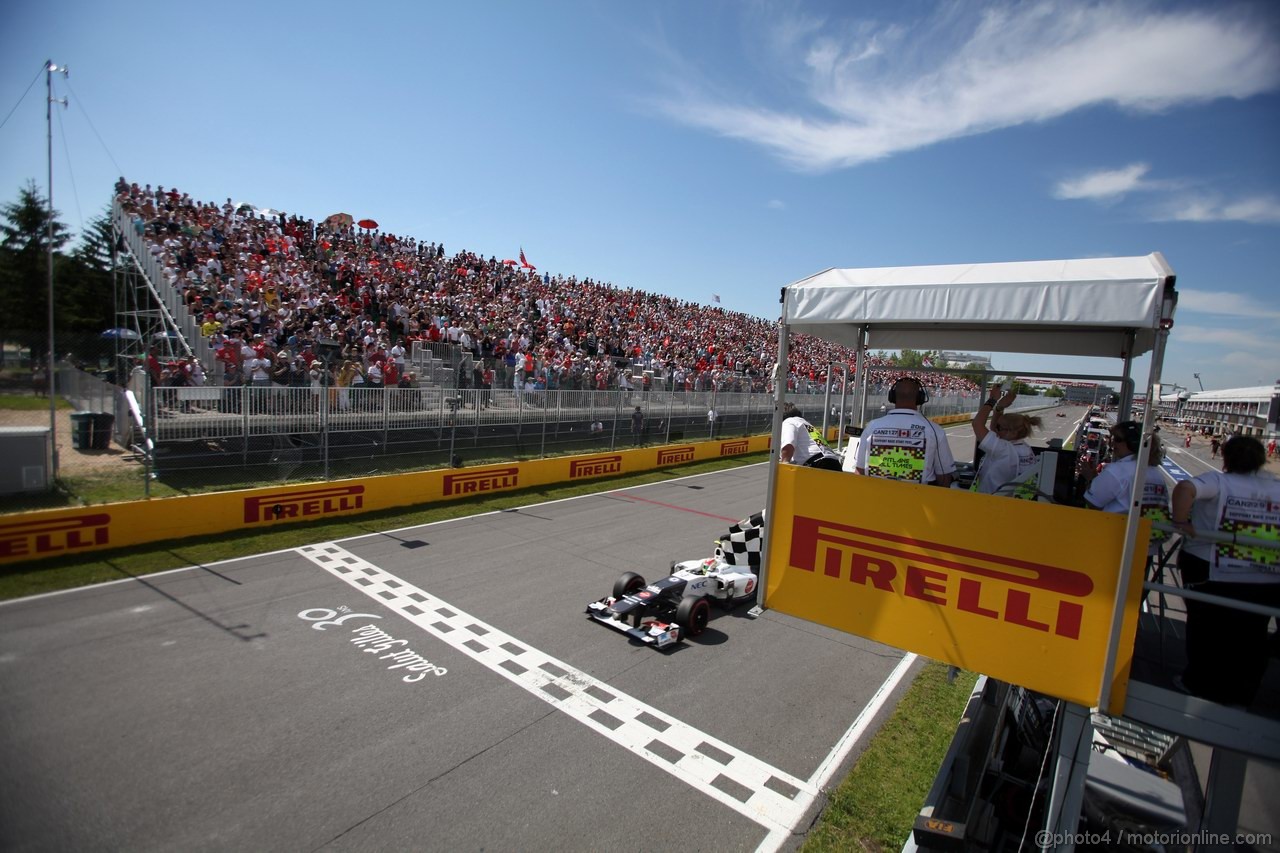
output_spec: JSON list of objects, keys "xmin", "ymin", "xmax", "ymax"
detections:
[
  {"xmin": 971, "ymin": 385, "xmax": 1040, "ymax": 495},
  {"xmin": 1081, "ymin": 421, "xmax": 1171, "ymax": 559},
  {"xmin": 1169, "ymin": 435, "xmax": 1280, "ymax": 705},
  {"xmin": 779, "ymin": 403, "xmax": 842, "ymax": 471},
  {"xmin": 855, "ymin": 377, "xmax": 954, "ymax": 486}
]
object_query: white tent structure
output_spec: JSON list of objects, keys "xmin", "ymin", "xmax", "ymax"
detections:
[
  {"xmin": 783, "ymin": 253, "xmax": 1177, "ymax": 359},
  {"xmin": 764, "ymin": 252, "xmax": 1178, "ymax": 698},
  {"xmin": 759, "ymin": 252, "xmax": 1257, "ymax": 848}
]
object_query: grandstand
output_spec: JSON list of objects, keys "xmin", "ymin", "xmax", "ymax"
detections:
[{"xmin": 81, "ymin": 181, "xmax": 979, "ymax": 478}]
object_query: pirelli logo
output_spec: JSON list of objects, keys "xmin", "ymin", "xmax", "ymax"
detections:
[
  {"xmin": 244, "ymin": 485, "xmax": 365, "ymax": 524},
  {"xmin": 657, "ymin": 446, "xmax": 696, "ymax": 465},
  {"xmin": 0, "ymin": 513, "xmax": 110, "ymax": 559},
  {"xmin": 720, "ymin": 440, "xmax": 749, "ymax": 456},
  {"xmin": 570, "ymin": 455, "xmax": 623, "ymax": 479},
  {"xmin": 788, "ymin": 516, "xmax": 1092, "ymax": 640},
  {"xmin": 443, "ymin": 466, "xmax": 519, "ymax": 496}
]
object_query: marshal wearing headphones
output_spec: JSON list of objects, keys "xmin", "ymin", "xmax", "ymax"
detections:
[
  {"xmin": 886, "ymin": 376, "xmax": 930, "ymax": 406},
  {"xmin": 855, "ymin": 376, "xmax": 955, "ymax": 486}
]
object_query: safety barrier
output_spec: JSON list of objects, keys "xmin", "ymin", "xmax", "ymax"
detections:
[{"xmin": 0, "ymin": 434, "xmax": 772, "ymax": 566}]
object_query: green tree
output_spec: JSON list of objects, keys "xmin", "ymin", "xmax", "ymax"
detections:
[
  {"xmin": 894, "ymin": 349, "xmax": 944, "ymax": 369},
  {"xmin": 1045, "ymin": 385, "xmax": 1065, "ymax": 398},
  {"xmin": 63, "ymin": 206, "xmax": 117, "ymax": 332},
  {"xmin": 0, "ymin": 180, "xmax": 72, "ymax": 354},
  {"xmin": 957, "ymin": 362, "xmax": 989, "ymax": 388}
]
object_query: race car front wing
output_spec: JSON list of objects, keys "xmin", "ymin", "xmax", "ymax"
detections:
[{"xmin": 585, "ymin": 599, "xmax": 682, "ymax": 649}]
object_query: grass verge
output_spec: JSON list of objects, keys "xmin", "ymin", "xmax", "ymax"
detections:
[
  {"xmin": 0, "ymin": 393, "xmax": 72, "ymax": 411},
  {"xmin": 802, "ymin": 662, "xmax": 980, "ymax": 852}
]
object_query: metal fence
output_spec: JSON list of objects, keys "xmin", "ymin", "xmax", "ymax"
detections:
[
  {"xmin": 47, "ymin": 355, "xmax": 983, "ymax": 495},
  {"xmin": 132, "ymin": 385, "xmax": 777, "ymax": 491},
  {"xmin": 58, "ymin": 362, "xmax": 117, "ymax": 416}
]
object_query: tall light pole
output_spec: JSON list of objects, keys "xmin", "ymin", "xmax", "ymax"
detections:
[
  {"xmin": 1193, "ymin": 372, "xmax": 1204, "ymax": 392},
  {"xmin": 46, "ymin": 60, "xmax": 68, "ymax": 476}
]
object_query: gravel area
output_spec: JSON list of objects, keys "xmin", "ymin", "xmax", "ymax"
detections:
[{"xmin": 0, "ymin": 406, "xmax": 136, "ymax": 476}]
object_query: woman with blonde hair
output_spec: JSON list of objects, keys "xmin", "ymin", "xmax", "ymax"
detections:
[{"xmin": 971, "ymin": 385, "xmax": 1042, "ymax": 494}]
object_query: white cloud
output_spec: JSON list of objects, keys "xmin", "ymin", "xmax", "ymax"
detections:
[
  {"xmin": 651, "ymin": 3, "xmax": 1280, "ymax": 172},
  {"xmin": 1171, "ymin": 324, "xmax": 1276, "ymax": 351},
  {"xmin": 1178, "ymin": 289, "xmax": 1280, "ymax": 320},
  {"xmin": 767, "ymin": 198, "xmax": 787, "ymax": 210},
  {"xmin": 1152, "ymin": 193, "xmax": 1280, "ymax": 224},
  {"xmin": 1053, "ymin": 163, "xmax": 1152, "ymax": 200},
  {"xmin": 1051, "ymin": 166, "xmax": 1280, "ymax": 225},
  {"xmin": 1220, "ymin": 350, "xmax": 1271, "ymax": 370}
]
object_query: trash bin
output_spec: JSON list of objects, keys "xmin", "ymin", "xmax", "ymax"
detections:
[
  {"xmin": 70, "ymin": 412, "xmax": 94, "ymax": 450},
  {"xmin": 91, "ymin": 413, "xmax": 114, "ymax": 449}
]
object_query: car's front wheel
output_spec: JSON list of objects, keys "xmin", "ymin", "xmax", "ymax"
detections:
[
  {"xmin": 675, "ymin": 596, "xmax": 711, "ymax": 637},
  {"xmin": 613, "ymin": 571, "xmax": 646, "ymax": 599}
]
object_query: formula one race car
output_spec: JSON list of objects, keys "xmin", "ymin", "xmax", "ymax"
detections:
[{"xmin": 585, "ymin": 557, "xmax": 759, "ymax": 649}]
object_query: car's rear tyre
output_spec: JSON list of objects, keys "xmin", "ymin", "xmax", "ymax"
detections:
[
  {"xmin": 675, "ymin": 596, "xmax": 711, "ymax": 637},
  {"xmin": 613, "ymin": 571, "xmax": 646, "ymax": 599}
]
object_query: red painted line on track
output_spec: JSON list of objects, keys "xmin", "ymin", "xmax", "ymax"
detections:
[{"xmin": 615, "ymin": 492, "xmax": 740, "ymax": 523}]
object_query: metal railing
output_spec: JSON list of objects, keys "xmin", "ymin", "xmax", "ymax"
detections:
[
  {"xmin": 146, "ymin": 385, "xmax": 772, "ymax": 443},
  {"xmin": 112, "ymin": 202, "xmax": 209, "ymax": 367},
  {"xmin": 144, "ymin": 384, "xmax": 985, "ymax": 444}
]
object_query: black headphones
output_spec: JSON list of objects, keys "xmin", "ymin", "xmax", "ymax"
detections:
[{"xmin": 887, "ymin": 376, "xmax": 928, "ymax": 405}]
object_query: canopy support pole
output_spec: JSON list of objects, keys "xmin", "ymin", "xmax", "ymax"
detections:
[
  {"xmin": 1118, "ymin": 330, "xmax": 1137, "ymax": 419},
  {"xmin": 752, "ymin": 307, "xmax": 791, "ymax": 615},
  {"xmin": 1099, "ymin": 311, "xmax": 1172, "ymax": 712},
  {"xmin": 821, "ymin": 361, "xmax": 834, "ymax": 436},
  {"xmin": 854, "ymin": 326, "xmax": 869, "ymax": 427}
]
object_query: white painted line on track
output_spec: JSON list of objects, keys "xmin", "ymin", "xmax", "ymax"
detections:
[
  {"xmin": 753, "ymin": 650, "xmax": 919, "ymax": 853},
  {"xmin": 297, "ymin": 541, "xmax": 820, "ymax": 833}
]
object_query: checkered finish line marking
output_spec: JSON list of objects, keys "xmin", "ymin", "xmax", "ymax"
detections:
[{"xmin": 298, "ymin": 543, "xmax": 819, "ymax": 832}]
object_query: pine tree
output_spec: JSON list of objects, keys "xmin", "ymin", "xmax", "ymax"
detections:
[
  {"xmin": 0, "ymin": 180, "xmax": 72, "ymax": 354},
  {"xmin": 64, "ymin": 206, "xmax": 117, "ymax": 332}
]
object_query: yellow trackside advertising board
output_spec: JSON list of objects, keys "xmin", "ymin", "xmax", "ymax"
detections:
[
  {"xmin": 0, "ymin": 435, "xmax": 770, "ymax": 566},
  {"xmin": 765, "ymin": 465, "xmax": 1146, "ymax": 714}
]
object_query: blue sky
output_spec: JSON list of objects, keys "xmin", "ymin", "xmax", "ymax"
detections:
[{"xmin": 2, "ymin": 0, "xmax": 1277, "ymax": 393}]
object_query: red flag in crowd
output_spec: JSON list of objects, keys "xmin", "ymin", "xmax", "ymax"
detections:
[{"xmin": 520, "ymin": 247, "xmax": 535, "ymax": 270}]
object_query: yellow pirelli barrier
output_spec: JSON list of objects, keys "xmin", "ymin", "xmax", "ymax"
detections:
[
  {"xmin": 764, "ymin": 465, "xmax": 1146, "ymax": 714},
  {"xmin": 0, "ymin": 435, "xmax": 771, "ymax": 567}
]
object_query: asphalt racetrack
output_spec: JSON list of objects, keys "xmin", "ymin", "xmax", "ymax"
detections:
[{"xmin": 0, "ymin": 406, "xmax": 1088, "ymax": 852}]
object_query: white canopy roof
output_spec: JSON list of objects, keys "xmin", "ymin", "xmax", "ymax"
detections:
[{"xmin": 783, "ymin": 253, "xmax": 1176, "ymax": 358}]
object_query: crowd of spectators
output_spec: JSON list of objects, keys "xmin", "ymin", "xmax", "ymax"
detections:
[{"xmin": 115, "ymin": 179, "xmax": 979, "ymax": 399}]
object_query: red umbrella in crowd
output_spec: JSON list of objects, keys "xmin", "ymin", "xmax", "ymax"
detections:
[
  {"xmin": 502, "ymin": 259, "xmax": 518, "ymax": 266},
  {"xmin": 358, "ymin": 218, "xmax": 378, "ymax": 229}
]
